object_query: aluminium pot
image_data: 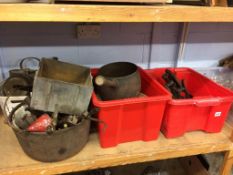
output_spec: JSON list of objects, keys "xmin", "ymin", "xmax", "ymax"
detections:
[{"xmin": 94, "ymin": 62, "xmax": 141, "ymax": 101}]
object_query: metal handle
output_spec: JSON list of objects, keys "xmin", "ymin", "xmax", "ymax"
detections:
[{"xmin": 82, "ymin": 108, "xmax": 107, "ymax": 132}]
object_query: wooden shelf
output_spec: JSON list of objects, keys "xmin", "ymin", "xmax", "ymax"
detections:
[
  {"xmin": 0, "ymin": 115, "xmax": 233, "ymax": 175},
  {"xmin": 0, "ymin": 4, "xmax": 233, "ymax": 22}
]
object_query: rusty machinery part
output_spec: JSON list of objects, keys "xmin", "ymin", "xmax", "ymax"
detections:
[
  {"xmin": 2, "ymin": 57, "xmax": 40, "ymax": 96},
  {"xmin": 7, "ymin": 97, "xmax": 44, "ymax": 130},
  {"xmin": 56, "ymin": 115, "xmax": 80, "ymax": 130},
  {"xmin": 7, "ymin": 99, "xmax": 53, "ymax": 132},
  {"xmin": 6, "ymin": 97, "xmax": 31, "ymax": 131},
  {"xmin": 2, "ymin": 75, "xmax": 32, "ymax": 96},
  {"xmin": 8, "ymin": 97, "xmax": 102, "ymax": 132},
  {"xmin": 162, "ymin": 69, "xmax": 192, "ymax": 99},
  {"xmin": 55, "ymin": 108, "xmax": 107, "ymax": 131},
  {"xmin": 10, "ymin": 57, "xmax": 40, "ymax": 78}
]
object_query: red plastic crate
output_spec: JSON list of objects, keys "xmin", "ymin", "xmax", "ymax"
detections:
[
  {"xmin": 147, "ymin": 68, "xmax": 233, "ymax": 138},
  {"xmin": 92, "ymin": 68, "xmax": 171, "ymax": 148}
]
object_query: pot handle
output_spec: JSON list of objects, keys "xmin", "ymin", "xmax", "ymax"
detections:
[{"xmin": 95, "ymin": 75, "xmax": 118, "ymax": 88}]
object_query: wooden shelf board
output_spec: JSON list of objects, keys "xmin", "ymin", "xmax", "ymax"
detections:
[
  {"xmin": 0, "ymin": 4, "xmax": 233, "ymax": 22},
  {"xmin": 0, "ymin": 116, "xmax": 233, "ymax": 175}
]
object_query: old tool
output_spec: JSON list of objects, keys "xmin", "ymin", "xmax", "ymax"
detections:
[
  {"xmin": 27, "ymin": 114, "xmax": 52, "ymax": 132},
  {"xmin": 56, "ymin": 114, "xmax": 80, "ymax": 130},
  {"xmin": 162, "ymin": 69, "xmax": 192, "ymax": 99},
  {"xmin": 8, "ymin": 97, "xmax": 31, "ymax": 124},
  {"xmin": 13, "ymin": 108, "xmax": 36, "ymax": 130},
  {"xmin": 2, "ymin": 57, "xmax": 40, "ymax": 96},
  {"xmin": 94, "ymin": 62, "xmax": 141, "ymax": 100}
]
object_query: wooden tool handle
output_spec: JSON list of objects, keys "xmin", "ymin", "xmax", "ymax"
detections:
[{"xmin": 95, "ymin": 75, "xmax": 117, "ymax": 88}]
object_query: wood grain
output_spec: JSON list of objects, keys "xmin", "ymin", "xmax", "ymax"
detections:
[
  {"xmin": 55, "ymin": 0, "xmax": 172, "ymax": 3},
  {"xmin": 213, "ymin": 0, "xmax": 228, "ymax": 6},
  {"xmin": 220, "ymin": 150, "xmax": 233, "ymax": 175},
  {"xmin": 0, "ymin": 115, "xmax": 233, "ymax": 175},
  {"xmin": 0, "ymin": 4, "xmax": 233, "ymax": 22}
]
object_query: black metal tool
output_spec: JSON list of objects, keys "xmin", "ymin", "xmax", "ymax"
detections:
[{"xmin": 162, "ymin": 69, "xmax": 192, "ymax": 99}]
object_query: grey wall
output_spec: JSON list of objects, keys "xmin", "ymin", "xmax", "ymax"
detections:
[
  {"xmin": 0, "ymin": 22, "xmax": 232, "ymax": 80},
  {"xmin": 0, "ymin": 23, "xmax": 152, "ymax": 79},
  {"xmin": 180, "ymin": 23, "xmax": 233, "ymax": 67},
  {"xmin": 150, "ymin": 23, "xmax": 181, "ymax": 68}
]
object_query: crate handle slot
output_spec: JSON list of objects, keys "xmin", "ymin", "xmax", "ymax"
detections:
[{"xmin": 195, "ymin": 98, "xmax": 221, "ymax": 107}]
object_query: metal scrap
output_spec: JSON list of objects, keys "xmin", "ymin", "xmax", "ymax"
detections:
[{"xmin": 162, "ymin": 69, "xmax": 192, "ymax": 99}]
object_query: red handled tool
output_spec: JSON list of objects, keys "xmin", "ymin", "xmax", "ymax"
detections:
[{"xmin": 27, "ymin": 114, "xmax": 52, "ymax": 132}]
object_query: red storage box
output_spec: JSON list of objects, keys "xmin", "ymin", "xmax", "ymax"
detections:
[
  {"xmin": 147, "ymin": 68, "xmax": 233, "ymax": 138},
  {"xmin": 92, "ymin": 68, "xmax": 171, "ymax": 148}
]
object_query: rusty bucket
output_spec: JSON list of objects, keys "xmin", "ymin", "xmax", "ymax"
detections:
[{"xmin": 13, "ymin": 118, "xmax": 90, "ymax": 162}]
